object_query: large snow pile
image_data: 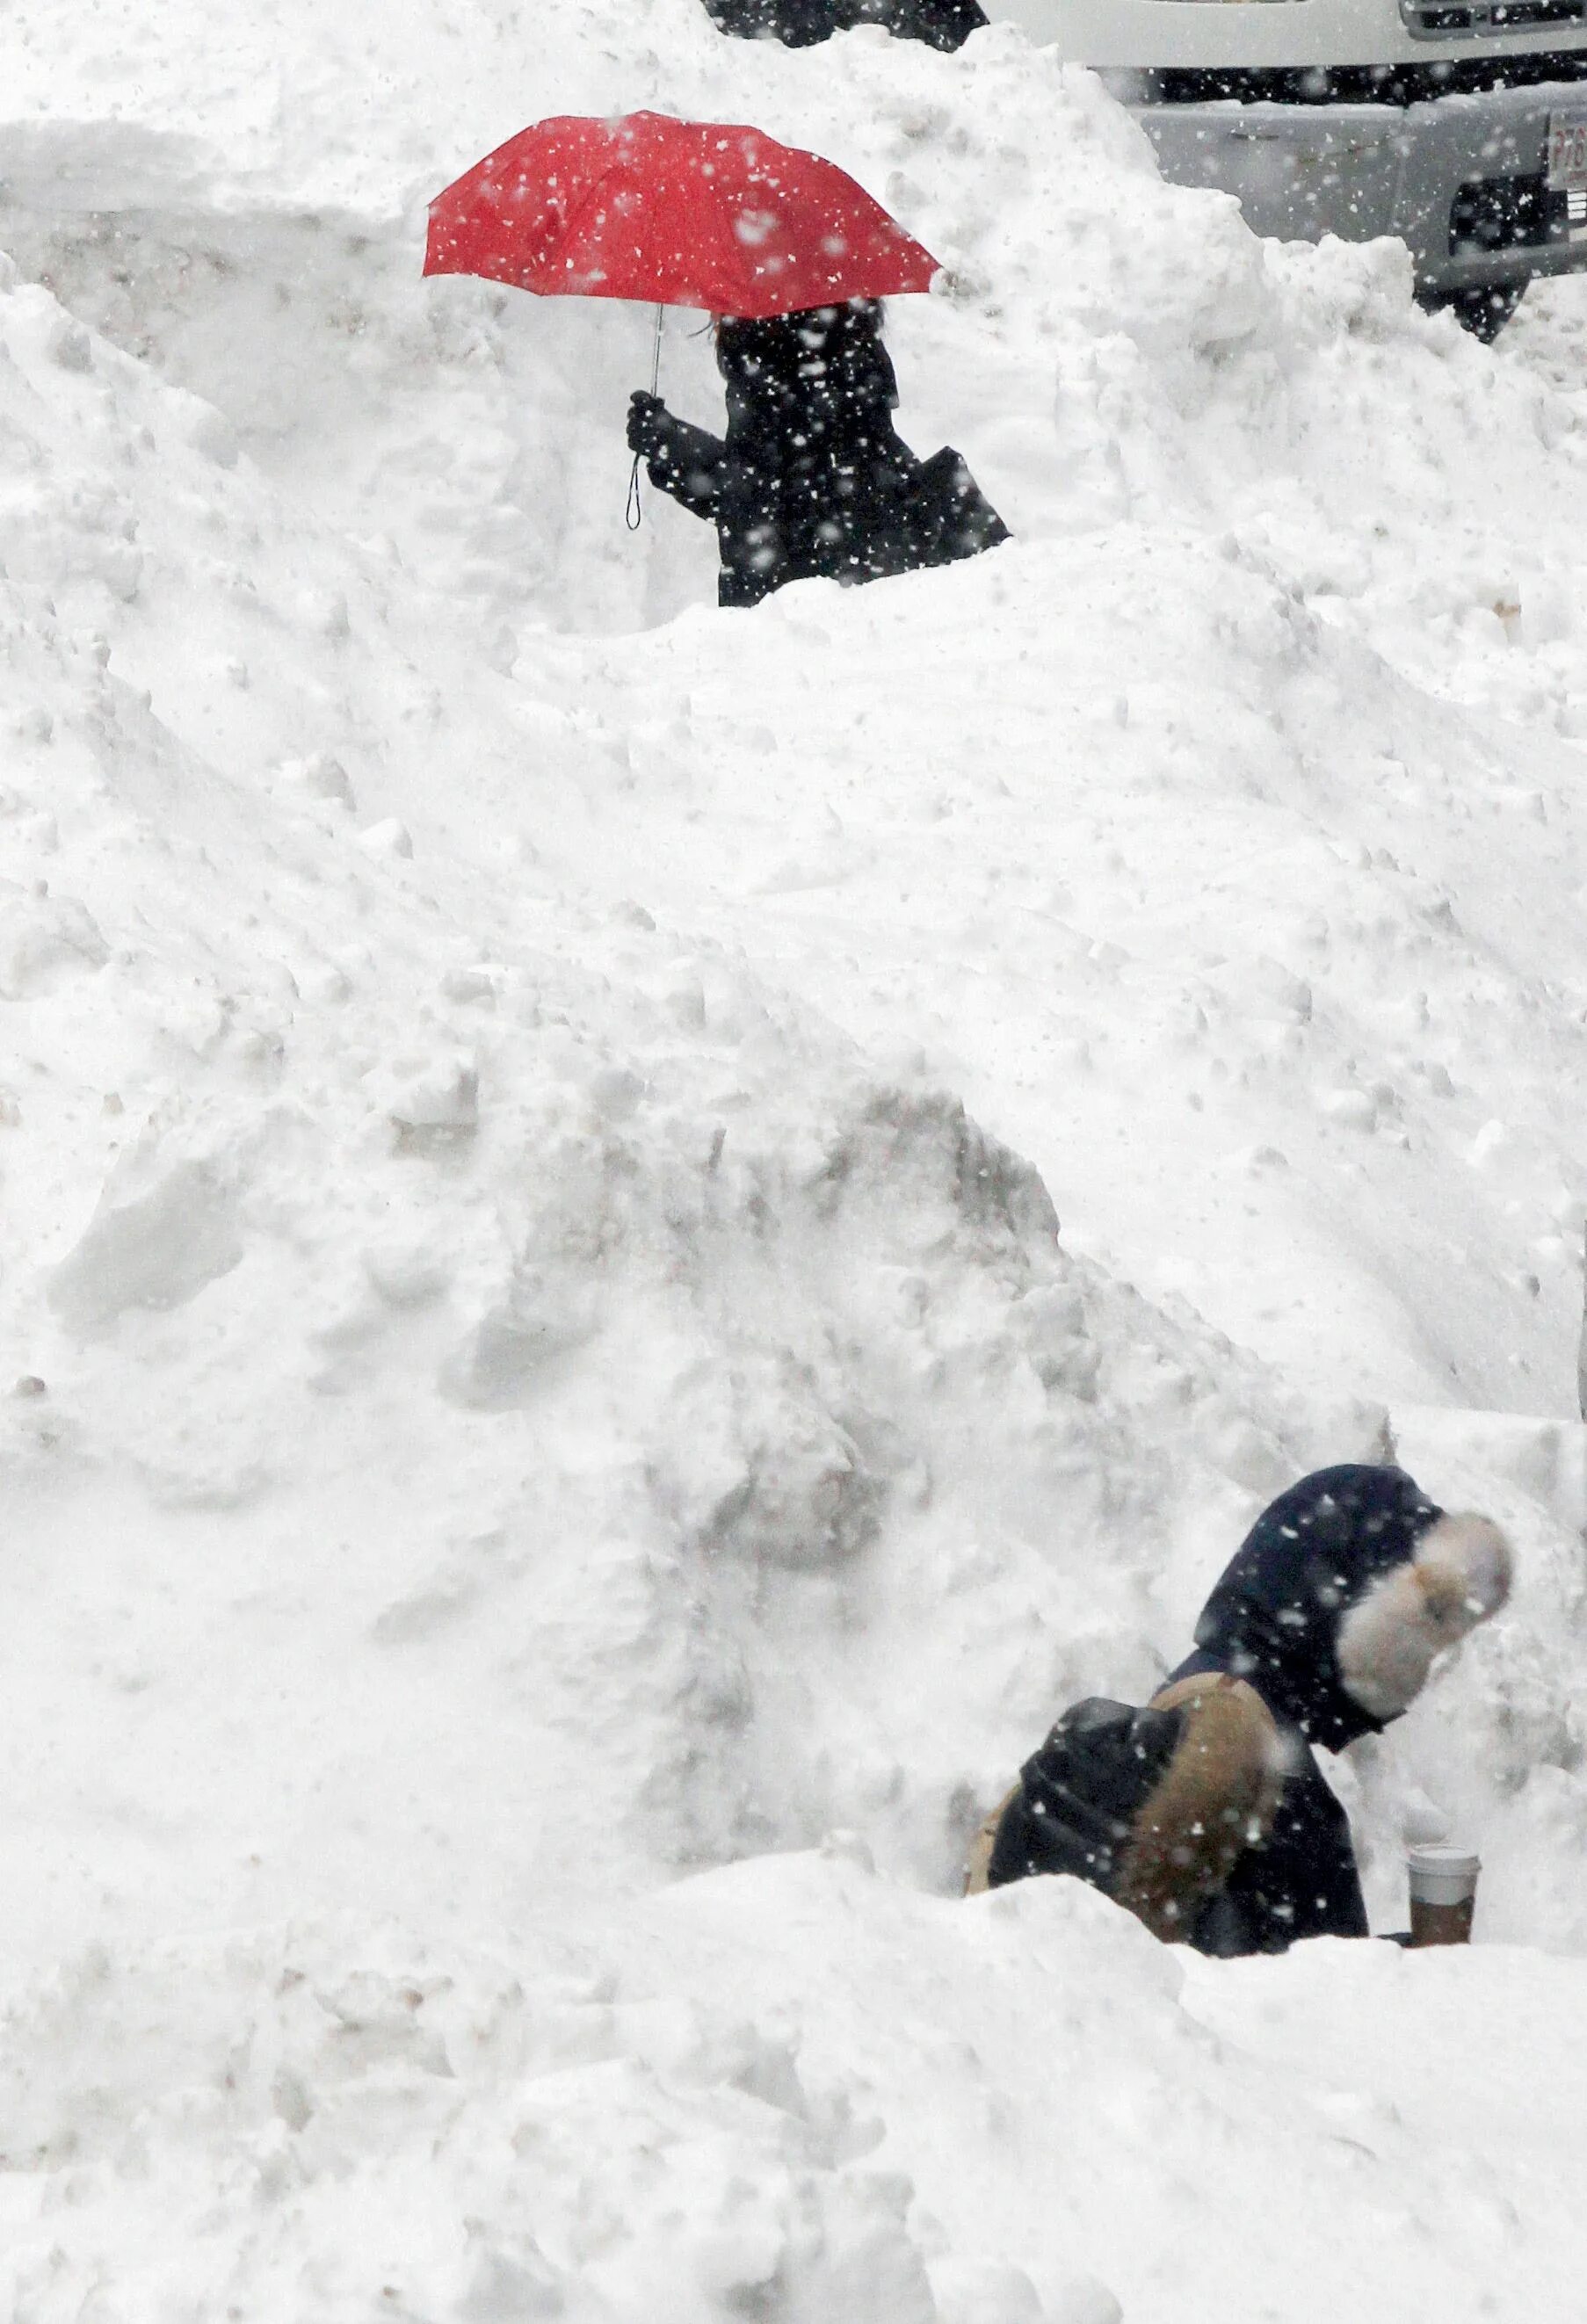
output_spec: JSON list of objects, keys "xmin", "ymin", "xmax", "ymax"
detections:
[
  {"xmin": 10, "ymin": 4, "xmax": 1587, "ymax": 1403},
  {"xmin": 4, "ymin": 0, "xmax": 1587, "ymax": 2316}
]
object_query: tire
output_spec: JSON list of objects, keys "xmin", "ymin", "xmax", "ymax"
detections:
[{"xmin": 1417, "ymin": 279, "xmax": 1529, "ymax": 343}]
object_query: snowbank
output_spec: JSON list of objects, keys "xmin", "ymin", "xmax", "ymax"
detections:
[
  {"xmin": 0, "ymin": 256, "xmax": 1397, "ymax": 1957},
  {"xmin": 0, "ymin": 1861, "xmax": 1583, "ymax": 2320},
  {"xmin": 9, "ymin": 6, "xmax": 1587, "ymax": 1402}
]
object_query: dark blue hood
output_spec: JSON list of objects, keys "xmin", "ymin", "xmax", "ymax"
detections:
[{"xmin": 1176, "ymin": 1464, "xmax": 1445, "ymax": 1752}]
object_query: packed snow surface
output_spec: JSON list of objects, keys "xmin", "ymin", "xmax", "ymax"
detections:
[{"xmin": 4, "ymin": 0, "xmax": 1587, "ymax": 2316}]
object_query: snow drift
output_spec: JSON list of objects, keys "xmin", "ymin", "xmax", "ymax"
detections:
[{"xmin": 4, "ymin": 0, "xmax": 1587, "ymax": 2316}]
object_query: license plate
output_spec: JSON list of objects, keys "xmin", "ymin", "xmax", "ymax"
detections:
[{"xmin": 1547, "ymin": 111, "xmax": 1587, "ymax": 191}]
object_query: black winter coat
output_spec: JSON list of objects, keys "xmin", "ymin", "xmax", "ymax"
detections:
[
  {"xmin": 701, "ymin": 0, "xmax": 988, "ymax": 53},
  {"xmin": 1170, "ymin": 1463, "xmax": 1445, "ymax": 1956},
  {"xmin": 634, "ymin": 302, "xmax": 1007, "ymax": 609}
]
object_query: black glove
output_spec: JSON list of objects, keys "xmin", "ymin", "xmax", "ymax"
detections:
[{"xmin": 627, "ymin": 390, "xmax": 671, "ymax": 460}]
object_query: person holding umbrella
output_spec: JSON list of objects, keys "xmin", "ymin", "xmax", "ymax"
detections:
[
  {"xmin": 627, "ymin": 297, "xmax": 1007, "ymax": 608},
  {"xmin": 424, "ymin": 112, "xmax": 1008, "ymax": 611}
]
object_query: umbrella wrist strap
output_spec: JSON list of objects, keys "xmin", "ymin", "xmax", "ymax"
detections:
[{"xmin": 626, "ymin": 303, "xmax": 663, "ymax": 533}]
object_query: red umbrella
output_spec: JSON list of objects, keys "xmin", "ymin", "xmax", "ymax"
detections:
[{"xmin": 424, "ymin": 110, "xmax": 938, "ymax": 318}]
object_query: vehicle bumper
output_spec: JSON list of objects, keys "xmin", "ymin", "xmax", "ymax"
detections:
[{"xmin": 1129, "ymin": 80, "xmax": 1587, "ymax": 288}]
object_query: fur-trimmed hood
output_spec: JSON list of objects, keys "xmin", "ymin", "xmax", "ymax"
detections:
[{"xmin": 1178, "ymin": 1464, "xmax": 1512, "ymax": 1752}]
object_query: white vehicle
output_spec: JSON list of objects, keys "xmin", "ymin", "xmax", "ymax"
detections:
[{"xmin": 988, "ymin": 0, "xmax": 1587, "ymax": 334}]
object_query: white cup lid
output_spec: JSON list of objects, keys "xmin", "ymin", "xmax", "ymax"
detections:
[{"xmin": 1408, "ymin": 1845, "xmax": 1480, "ymax": 1876}]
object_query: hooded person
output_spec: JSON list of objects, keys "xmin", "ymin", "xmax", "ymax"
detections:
[
  {"xmin": 627, "ymin": 299, "xmax": 1008, "ymax": 609},
  {"xmin": 966, "ymin": 1465, "xmax": 1513, "ymax": 1956}
]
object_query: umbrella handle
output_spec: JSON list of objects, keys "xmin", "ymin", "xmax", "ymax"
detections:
[{"xmin": 625, "ymin": 303, "xmax": 664, "ymax": 533}]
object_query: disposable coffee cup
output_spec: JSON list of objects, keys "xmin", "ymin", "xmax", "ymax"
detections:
[{"xmin": 1407, "ymin": 1845, "xmax": 1480, "ymax": 1947}]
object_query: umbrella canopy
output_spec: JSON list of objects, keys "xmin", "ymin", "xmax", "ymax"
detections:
[{"xmin": 424, "ymin": 111, "xmax": 938, "ymax": 319}]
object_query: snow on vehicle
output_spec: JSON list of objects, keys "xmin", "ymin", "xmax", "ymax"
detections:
[{"xmin": 987, "ymin": 0, "xmax": 1587, "ymax": 334}]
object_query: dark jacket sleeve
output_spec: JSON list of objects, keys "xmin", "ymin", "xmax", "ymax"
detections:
[{"xmin": 646, "ymin": 416, "xmax": 728, "ymax": 519}]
